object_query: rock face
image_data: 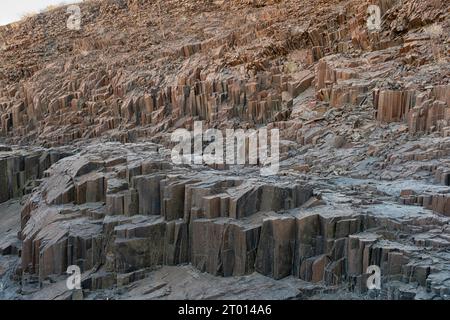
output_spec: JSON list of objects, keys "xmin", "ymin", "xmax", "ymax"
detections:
[
  {"xmin": 0, "ymin": 0, "xmax": 449, "ymax": 300},
  {"xmin": 255, "ymin": 216, "xmax": 296, "ymax": 279},
  {"xmin": 12, "ymin": 143, "xmax": 449, "ymax": 300},
  {"xmin": 2, "ymin": 142, "xmax": 448, "ymax": 300},
  {"xmin": 17, "ymin": 143, "xmax": 313, "ymax": 282},
  {"xmin": 0, "ymin": 148, "xmax": 70, "ymax": 203}
]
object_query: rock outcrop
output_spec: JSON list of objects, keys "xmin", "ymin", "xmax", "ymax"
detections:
[{"xmin": 0, "ymin": 0, "xmax": 449, "ymax": 300}]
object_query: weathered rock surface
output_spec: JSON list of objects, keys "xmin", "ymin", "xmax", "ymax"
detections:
[
  {"xmin": 14, "ymin": 143, "xmax": 313, "ymax": 284},
  {"xmin": 0, "ymin": 0, "xmax": 449, "ymax": 300}
]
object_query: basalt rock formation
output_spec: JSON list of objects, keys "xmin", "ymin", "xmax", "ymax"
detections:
[{"xmin": 0, "ymin": 0, "xmax": 450, "ymax": 300}]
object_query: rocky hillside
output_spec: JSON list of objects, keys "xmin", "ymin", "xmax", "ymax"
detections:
[{"xmin": 0, "ymin": 0, "xmax": 450, "ymax": 300}]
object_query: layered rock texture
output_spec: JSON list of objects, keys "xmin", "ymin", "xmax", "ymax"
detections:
[{"xmin": 0, "ymin": 0, "xmax": 450, "ymax": 300}]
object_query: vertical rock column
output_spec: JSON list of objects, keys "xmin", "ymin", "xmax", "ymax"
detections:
[{"xmin": 255, "ymin": 216, "xmax": 296, "ymax": 280}]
